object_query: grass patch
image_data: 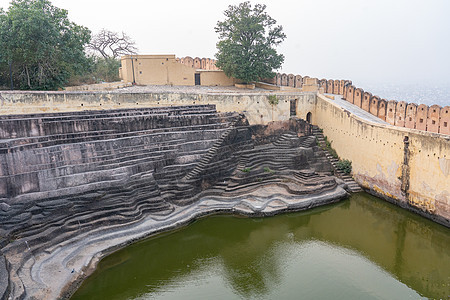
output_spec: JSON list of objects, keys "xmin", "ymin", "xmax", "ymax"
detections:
[
  {"xmin": 241, "ymin": 167, "xmax": 252, "ymax": 173},
  {"xmin": 263, "ymin": 166, "xmax": 275, "ymax": 174}
]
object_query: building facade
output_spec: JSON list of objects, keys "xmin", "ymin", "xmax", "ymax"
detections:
[{"xmin": 119, "ymin": 55, "xmax": 237, "ymax": 86}]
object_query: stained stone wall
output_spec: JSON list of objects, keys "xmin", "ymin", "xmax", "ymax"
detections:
[
  {"xmin": 0, "ymin": 105, "xmax": 246, "ymax": 246},
  {"xmin": 0, "ymin": 104, "xmax": 322, "ymax": 251},
  {"xmin": 302, "ymin": 94, "xmax": 450, "ymax": 227}
]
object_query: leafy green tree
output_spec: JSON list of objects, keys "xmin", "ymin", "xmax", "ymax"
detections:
[
  {"xmin": 0, "ymin": 0, "xmax": 91, "ymax": 90},
  {"xmin": 66, "ymin": 56, "xmax": 121, "ymax": 86},
  {"xmin": 215, "ymin": 2, "xmax": 286, "ymax": 84}
]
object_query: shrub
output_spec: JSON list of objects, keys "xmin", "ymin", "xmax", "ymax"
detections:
[
  {"xmin": 268, "ymin": 95, "xmax": 279, "ymax": 106},
  {"xmin": 336, "ymin": 159, "xmax": 352, "ymax": 174}
]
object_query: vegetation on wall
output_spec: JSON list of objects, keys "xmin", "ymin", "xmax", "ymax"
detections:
[
  {"xmin": 214, "ymin": 2, "xmax": 286, "ymax": 84},
  {"xmin": 321, "ymin": 136, "xmax": 353, "ymax": 175},
  {"xmin": 0, "ymin": 0, "xmax": 91, "ymax": 90},
  {"xmin": 336, "ymin": 159, "xmax": 352, "ymax": 175},
  {"xmin": 323, "ymin": 136, "xmax": 338, "ymax": 159},
  {"xmin": 267, "ymin": 95, "xmax": 279, "ymax": 106}
]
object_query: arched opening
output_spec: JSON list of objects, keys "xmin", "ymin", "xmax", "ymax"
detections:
[{"xmin": 306, "ymin": 112, "xmax": 312, "ymax": 123}]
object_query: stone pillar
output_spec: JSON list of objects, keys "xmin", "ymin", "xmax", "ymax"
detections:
[
  {"xmin": 439, "ymin": 106, "xmax": 450, "ymax": 135},
  {"xmin": 288, "ymin": 74, "xmax": 295, "ymax": 87},
  {"xmin": 334, "ymin": 80, "xmax": 340, "ymax": 95},
  {"xmin": 369, "ymin": 96, "xmax": 380, "ymax": 117},
  {"xmin": 405, "ymin": 103, "xmax": 417, "ymax": 129},
  {"xmin": 354, "ymin": 88, "xmax": 363, "ymax": 107},
  {"xmin": 415, "ymin": 104, "xmax": 428, "ymax": 131},
  {"xmin": 386, "ymin": 100, "xmax": 397, "ymax": 125},
  {"xmin": 327, "ymin": 80, "xmax": 334, "ymax": 94},
  {"xmin": 281, "ymin": 74, "xmax": 288, "ymax": 86},
  {"xmin": 427, "ymin": 105, "xmax": 441, "ymax": 133},
  {"xmin": 377, "ymin": 99, "xmax": 387, "ymax": 121},
  {"xmin": 362, "ymin": 92, "xmax": 372, "ymax": 112},
  {"xmin": 294, "ymin": 75, "xmax": 303, "ymax": 88}
]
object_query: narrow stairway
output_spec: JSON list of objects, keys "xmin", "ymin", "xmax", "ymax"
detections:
[{"xmin": 311, "ymin": 126, "xmax": 363, "ymax": 193}]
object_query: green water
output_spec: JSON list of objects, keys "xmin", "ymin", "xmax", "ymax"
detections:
[{"xmin": 72, "ymin": 193, "xmax": 450, "ymax": 299}]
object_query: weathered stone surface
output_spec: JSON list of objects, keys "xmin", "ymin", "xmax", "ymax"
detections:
[
  {"xmin": 0, "ymin": 105, "xmax": 348, "ymax": 300},
  {"xmin": 0, "ymin": 255, "xmax": 8, "ymax": 299}
]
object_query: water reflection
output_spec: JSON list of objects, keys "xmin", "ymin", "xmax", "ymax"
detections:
[{"xmin": 72, "ymin": 193, "xmax": 450, "ymax": 300}]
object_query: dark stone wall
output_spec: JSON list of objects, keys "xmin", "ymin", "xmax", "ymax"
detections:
[
  {"xmin": 0, "ymin": 106, "xmax": 319, "ymax": 255},
  {"xmin": 0, "ymin": 105, "xmax": 241, "ymax": 248}
]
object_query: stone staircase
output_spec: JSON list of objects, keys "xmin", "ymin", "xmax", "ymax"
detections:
[
  {"xmin": 204, "ymin": 132, "xmax": 341, "ymax": 197},
  {"xmin": 0, "ymin": 110, "xmax": 352, "ymax": 300},
  {"xmin": 0, "ymin": 105, "xmax": 244, "ymax": 250},
  {"xmin": 311, "ymin": 126, "xmax": 363, "ymax": 193}
]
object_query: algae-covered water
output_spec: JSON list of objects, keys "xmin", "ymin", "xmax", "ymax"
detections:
[{"xmin": 71, "ymin": 193, "xmax": 450, "ymax": 299}]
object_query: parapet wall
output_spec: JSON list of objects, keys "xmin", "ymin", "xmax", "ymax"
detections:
[
  {"xmin": 64, "ymin": 81, "xmax": 133, "ymax": 92},
  {"xmin": 297, "ymin": 94, "xmax": 450, "ymax": 226},
  {"xmin": 269, "ymin": 73, "xmax": 449, "ymax": 135},
  {"xmin": 0, "ymin": 90, "xmax": 303, "ymax": 125},
  {"xmin": 177, "ymin": 56, "xmax": 220, "ymax": 70}
]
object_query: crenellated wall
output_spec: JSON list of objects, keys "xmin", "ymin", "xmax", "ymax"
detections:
[
  {"xmin": 296, "ymin": 94, "xmax": 450, "ymax": 227},
  {"xmin": 177, "ymin": 56, "xmax": 220, "ymax": 70},
  {"xmin": 268, "ymin": 73, "xmax": 449, "ymax": 135}
]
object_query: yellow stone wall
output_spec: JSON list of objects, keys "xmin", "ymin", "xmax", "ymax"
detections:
[
  {"xmin": 121, "ymin": 55, "xmax": 195, "ymax": 86},
  {"xmin": 307, "ymin": 94, "xmax": 450, "ymax": 223},
  {"xmin": 197, "ymin": 70, "xmax": 237, "ymax": 86},
  {"xmin": 120, "ymin": 55, "xmax": 236, "ymax": 87}
]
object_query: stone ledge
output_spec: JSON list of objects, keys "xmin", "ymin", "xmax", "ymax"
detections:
[{"xmin": 7, "ymin": 183, "xmax": 348, "ymax": 300}]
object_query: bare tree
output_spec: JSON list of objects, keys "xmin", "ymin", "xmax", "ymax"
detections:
[{"xmin": 88, "ymin": 29, "xmax": 138, "ymax": 59}]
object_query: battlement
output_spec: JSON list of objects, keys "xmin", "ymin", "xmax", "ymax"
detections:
[{"xmin": 265, "ymin": 73, "xmax": 449, "ymax": 135}]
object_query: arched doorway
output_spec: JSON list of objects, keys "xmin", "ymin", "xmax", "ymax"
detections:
[{"xmin": 306, "ymin": 112, "xmax": 312, "ymax": 123}]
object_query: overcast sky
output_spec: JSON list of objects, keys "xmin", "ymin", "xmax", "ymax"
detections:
[{"xmin": 1, "ymin": 0, "xmax": 450, "ymax": 87}]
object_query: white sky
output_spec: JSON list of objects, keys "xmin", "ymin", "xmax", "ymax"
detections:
[{"xmin": 1, "ymin": 0, "xmax": 450, "ymax": 86}]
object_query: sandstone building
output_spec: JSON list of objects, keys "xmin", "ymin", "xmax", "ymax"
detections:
[{"xmin": 119, "ymin": 55, "xmax": 237, "ymax": 86}]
